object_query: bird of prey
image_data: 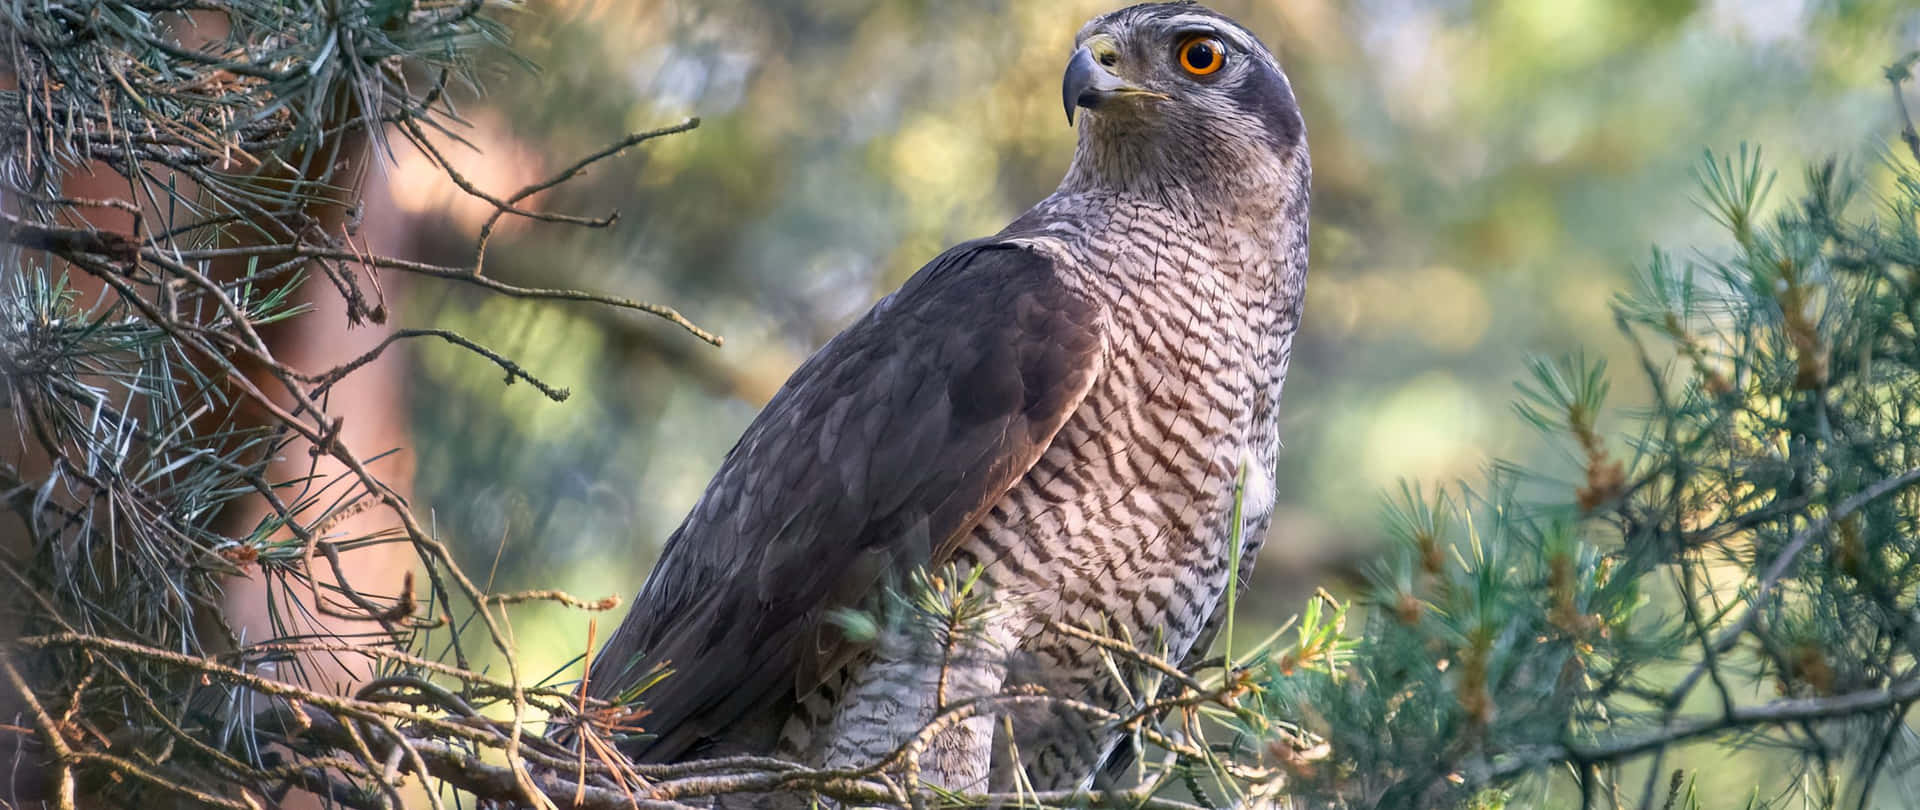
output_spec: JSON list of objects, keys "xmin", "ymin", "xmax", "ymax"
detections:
[{"xmin": 586, "ymin": 1, "xmax": 1310, "ymax": 796}]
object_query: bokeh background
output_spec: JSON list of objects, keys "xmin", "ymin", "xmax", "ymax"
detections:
[{"xmin": 366, "ymin": 0, "xmax": 1916, "ymax": 718}]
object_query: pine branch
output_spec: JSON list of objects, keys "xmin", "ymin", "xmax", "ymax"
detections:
[
  {"xmin": 1252, "ymin": 64, "xmax": 1920, "ymax": 808},
  {"xmin": 1493, "ymin": 675, "xmax": 1920, "ymax": 778}
]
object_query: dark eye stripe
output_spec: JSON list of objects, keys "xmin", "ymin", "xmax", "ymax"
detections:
[{"xmin": 1230, "ymin": 62, "xmax": 1305, "ymax": 149}]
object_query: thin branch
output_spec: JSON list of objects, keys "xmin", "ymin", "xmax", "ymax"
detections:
[
  {"xmin": 1672, "ymin": 465, "xmax": 1920, "ymax": 700},
  {"xmin": 309, "ymin": 328, "xmax": 574, "ymax": 402},
  {"xmin": 151, "ymin": 244, "xmax": 723, "ymax": 345},
  {"xmin": 1495, "ymin": 676, "xmax": 1920, "ymax": 779}
]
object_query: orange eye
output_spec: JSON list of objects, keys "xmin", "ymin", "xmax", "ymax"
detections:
[{"xmin": 1177, "ymin": 35, "xmax": 1225, "ymax": 76}]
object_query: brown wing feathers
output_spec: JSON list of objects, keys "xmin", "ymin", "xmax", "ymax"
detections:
[{"xmin": 585, "ymin": 240, "xmax": 1105, "ymax": 762}]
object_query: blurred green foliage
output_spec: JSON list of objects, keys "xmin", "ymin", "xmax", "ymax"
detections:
[
  {"xmin": 1251, "ymin": 137, "xmax": 1920, "ymax": 806},
  {"xmin": 392, "ymin": 0, "xmax": 1917, "ymax": 690}
]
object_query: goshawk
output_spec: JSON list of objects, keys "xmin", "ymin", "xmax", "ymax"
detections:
[{"xmin": 588, "ymin": 1, "xmax": 1311, "ymax": 795}]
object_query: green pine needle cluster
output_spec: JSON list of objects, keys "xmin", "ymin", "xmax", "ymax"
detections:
[{"xmin": 1251, "ymin": 63, "xmax": 1920, "ymax": 809}]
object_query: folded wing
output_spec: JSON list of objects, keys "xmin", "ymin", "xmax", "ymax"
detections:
[{"xmin": 586, "ymin": 240, "xmax": 1106, "ymax": 762}]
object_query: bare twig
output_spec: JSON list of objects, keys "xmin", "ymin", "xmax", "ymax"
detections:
[{"xmin": 1495, "ymin": 676, "xmax": 1920, "ymax": 780}]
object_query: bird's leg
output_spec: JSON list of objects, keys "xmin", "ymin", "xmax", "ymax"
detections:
[{"xmin": 817, "ymin": 593, "xmax": 1017, "ymax": 796}]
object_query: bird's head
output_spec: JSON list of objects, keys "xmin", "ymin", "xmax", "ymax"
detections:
[{"xmin": 1059, "ymin": 2, "xmax": 1307, "ymax": 211}]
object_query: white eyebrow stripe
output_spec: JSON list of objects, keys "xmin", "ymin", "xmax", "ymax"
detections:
[{"xmin": 1155, "ymin": 13, "xmax": 1257, "ymax": 48}]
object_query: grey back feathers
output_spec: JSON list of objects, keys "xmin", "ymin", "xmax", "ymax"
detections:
[{"xmin": 584, "ymin": 1, "xmax": 1310, "ymax": 794}]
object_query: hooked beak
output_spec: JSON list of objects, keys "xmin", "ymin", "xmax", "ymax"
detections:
[{"xmin": 1063, "ymin": 46, "xmax": 1143, "ymax": 125}]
